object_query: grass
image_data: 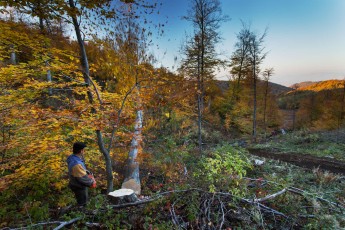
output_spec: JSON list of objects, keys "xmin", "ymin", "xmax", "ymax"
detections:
[{"xmin": 253, "ymin": 129, "xmax": 345, "ymax": 161}]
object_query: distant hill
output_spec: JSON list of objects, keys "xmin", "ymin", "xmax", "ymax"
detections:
[
  {"xmin": 215, "ymin": 79, "xmax": 344, "ymax": 97},
  {"xmin": 215, "ymin": 80, "xmax": 292, "ymax": 96},
  {"xmin": 295, "ymin": 79, "xmax": 344, "ymax": 92},
  {"xmin": 278, "ymin": 79, "xmax": 345, "ymax": 110},
  {"xmin": 289, "ymin": 81, "xmax": 317, "ymax": 89},
  {"xmin": 268, "ymin": 82, "xmax": 292, "ymax": 95}
]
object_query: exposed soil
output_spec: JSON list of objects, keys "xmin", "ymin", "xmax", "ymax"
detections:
[{"xmin": 248, "ymin": 148, "xmax": 345, "ymax": 175}]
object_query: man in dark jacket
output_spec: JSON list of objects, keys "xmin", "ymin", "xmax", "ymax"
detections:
[{"xmin": 67, "ymin": 142, "xmax": 96, "ymax": 206}]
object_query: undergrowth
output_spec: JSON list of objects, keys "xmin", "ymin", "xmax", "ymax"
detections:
[
  {"xmin": 2, "ymin": 141, "xmax": 344, "ymax": 229},
  {"xmin": 254, "ymin": 129, "xmax": 345, "ymax": 161},
  {"xmin": 60, "ymin": 145, "xmax": 345, "ymax": 229},
  {"xmin": 246, "ymin": 157, "xmax": 345, "ymax": 229}
]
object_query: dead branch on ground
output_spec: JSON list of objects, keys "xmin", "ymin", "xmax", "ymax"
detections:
[{"xmin": 7, "ymin": 217, "xmax": 82, "ymax": 230}]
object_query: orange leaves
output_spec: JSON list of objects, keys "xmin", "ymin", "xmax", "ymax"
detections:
[
  {"xmin": 294, "ymin": 80, "xmax": 345, "ymax": 92},
  {"xmin": 0, "ymin": 176, "xmax": 11, "ymax": 192}
]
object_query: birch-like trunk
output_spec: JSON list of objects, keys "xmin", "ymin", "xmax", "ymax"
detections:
[
  {"xmin": 10, "ymin": 45, "xmax": 16, "ymax": 65},
  {"xmin": 122, "ymin": 100, "xmax": 143, "ymax": 195},
  {"xmin": 46, "ymin": 61, "xmax": 52, "ymax": 95}
]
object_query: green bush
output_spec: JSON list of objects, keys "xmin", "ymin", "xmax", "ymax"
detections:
[{"xmin": 194, "ymin": 144, "xmax": 252, "ymax": 195}]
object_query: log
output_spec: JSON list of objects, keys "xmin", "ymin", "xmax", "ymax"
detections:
[{"xmin": 108, "ymin": 188, "xmax": 139, "ymax": 204}]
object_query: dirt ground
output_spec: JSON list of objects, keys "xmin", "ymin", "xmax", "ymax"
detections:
[{"xmin": 248, "ymin": 148, "xmax": 345, "ymax": 175}]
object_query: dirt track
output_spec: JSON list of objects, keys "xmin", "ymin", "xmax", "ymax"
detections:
[{"xmin": 248, "ymin": 148, "xmax": 345, "ymax": 175}]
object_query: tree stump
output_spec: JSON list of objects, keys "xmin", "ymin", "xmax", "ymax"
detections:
[{"xmin": 108, "ymin": 188, "xmax": 139, "ymax": 204}]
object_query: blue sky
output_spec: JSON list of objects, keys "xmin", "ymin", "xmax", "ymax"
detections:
[{"xmin": 149, "ymin": 0, "xmax": 345, "ymax": 86}]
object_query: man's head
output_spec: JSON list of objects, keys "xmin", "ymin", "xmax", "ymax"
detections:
[{"xmin": 73, "ymin": 142, "xmax": 87, "ymax": 154}]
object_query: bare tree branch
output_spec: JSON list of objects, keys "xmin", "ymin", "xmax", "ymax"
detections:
[
  {"xmin": 254, "ymin": 188, "xmax": 287, "ymax": 203},
  {"xmin": 8, "ymin": 217, "xmax": 82, "ymax": 230}
]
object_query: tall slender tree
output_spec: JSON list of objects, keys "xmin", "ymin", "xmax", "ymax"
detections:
[
  {"xmin": 262, "ymin": 67, "xmax": 274, "ymax": 141},
  {"xmin": 229, "ymin": 22, "xmax": 251, "ymax": 101},
  {"xmin": 248, "ymin": 28, "xmax": 267, "ymax": 142},
  {"xmin": 291, "ymin": 84, "xmax": 299, "ymax": 131},
  {"xmin": 180, "ymin": 0, "xmax": 227, "ymax": 153},
  {"xmin": 229, "ymin": 24, "xmax": 267, "ymax": 140}
]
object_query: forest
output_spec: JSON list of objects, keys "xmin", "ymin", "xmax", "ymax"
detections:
[{"xmin": 0, "ymin": 0, "xmax": 344, "ymax": 229}]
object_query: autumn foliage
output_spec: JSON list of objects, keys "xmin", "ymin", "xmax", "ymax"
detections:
[{"xmin": 1, "ymin": 4, "xmax": 344, "ymax": 227}]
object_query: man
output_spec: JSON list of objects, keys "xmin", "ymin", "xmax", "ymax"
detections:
[{"xmin": 67, "ymin": 142, "xmax": 96, "ymax": 206}]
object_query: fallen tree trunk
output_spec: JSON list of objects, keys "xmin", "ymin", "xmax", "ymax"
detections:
[{"xmin": 122, "ymin": 108, "xmax": 143, "ymax": 195}]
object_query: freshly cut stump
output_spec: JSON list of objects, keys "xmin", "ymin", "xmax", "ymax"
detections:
[{"xmin": 108, "ymin": 188, "xmax": 139, "ymax": 204}]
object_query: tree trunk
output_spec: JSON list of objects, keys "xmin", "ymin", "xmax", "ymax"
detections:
[
  {"xmin": 68, "ymin": 0, "xmax": 93, "ymax": 104},
  {"xmin": 122, "ymin": 102, "xmax": 143, "ymax": 195},
  {"xmin": 234, "ymin": 66, "xmax": 242, "ymax": 100},
  {"xmin": 10, "ymin": 44, "xmax": 16, "ymax": 65},
  {"xmin": 252, "ymin": 64, "xmax": 257, "ymax": 143},
  {"xmin": 197, "ymin": 93, "xmax": 202, "ymax": 153},
  {"xmin": 263, "ymin": 79, "xmax": 269, "ymax": 141},
  {"xmin": 39, "ymin": 16, "xmax": 44, "ymax": 32},
  {"xmin": 96, "ymin": 130, "xmax": 114, "ymax": 193},
  {"xmin": 197, "ymin": 38, "xmax": 202, "ymax": 154},
  {"xmin": 292, "ymin": 89, "xmax": 297, "ymax": 131},
  {"xmin": 46, "ymin": 61, "xmax": 52, "ymax": 95},
  {"xmin": 68, "ymin": 0, "xmax": 113, "ymax": 191}
]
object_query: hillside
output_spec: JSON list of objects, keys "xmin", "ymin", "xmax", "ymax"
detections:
[
  {"xmin": 216, "ymin": 79, "xmax": 344, "ymax": 96},
  {"xmin": 295, "ymin": 79, "xmax": 344, "ymax": 92},
  {"xmin": 282, "ymin": 79, "xmax": 345, "ymax": 97},
  {"xmin": 289, "ymin": 81, "xmax": 317, "ymax": 89},
  {"xmin": 268, "ymin": 81, "xmax": 292, "ymax": 95},
  {"xmin": 215, "ymin": 80, "xmax": 292, "ymax": 95}
]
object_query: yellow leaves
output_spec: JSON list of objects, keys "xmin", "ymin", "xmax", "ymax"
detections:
[
  {"xmin": 54, "ymin": 181, "xmax": 64, "ymax": 191},
  {"xmin": 0, "ymin": 20, "xmax": 47, "ymax": 60},
  {"xmin": 50, "ymin": 160, "xmax": 62, "ymax": 173},
  {"xmin": 7, "ymin": 150, "xmax": 67, "ymax": 191},
  {"xmin": 27, "ymin": 141, "xmax": 49, "ymax": 153},
  {"xmin": 0, "ymin": 63, "xmax": 31, "ymax": 85}
]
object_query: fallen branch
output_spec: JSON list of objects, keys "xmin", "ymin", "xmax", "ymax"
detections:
[
  {"xmin": 170, "ymin": 200, "xmax": 188, "ymax": 229},
  {"xmin": 255, "ymin": 202, "xmax": 288, "ymax": 218},
  {"xmin": 8, "ymin": 217, "xmax": 82, "ymax": 230},
  {"xmin": 298, "ymin": 214, "xmax": 315, "ymax": 218},
  {"xmin": 254, "ymin": 188, "xmax": 287, "ymax": 202},
  {"xmin": 244, "ymin": 177, "xmax": 345, "ymax": 211},
  {"xmin": 54, "ymin": 217, "xmax": 82, "ymax": 230},
  {"xmin": 288, "ymin": 187, "xmax": 345, "ymax": 210},
  {"xmin": 241, "ymin": 198, "xmax": 288, "ymax": 218},
  {"xmin": 189, "ymin": 190, "xmax": 289, "ymax": 219}
]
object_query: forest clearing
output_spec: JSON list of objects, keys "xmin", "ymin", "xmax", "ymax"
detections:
[{"xmin": 1, "ymin": 0, "xmax": 345, "ymax": 229}]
